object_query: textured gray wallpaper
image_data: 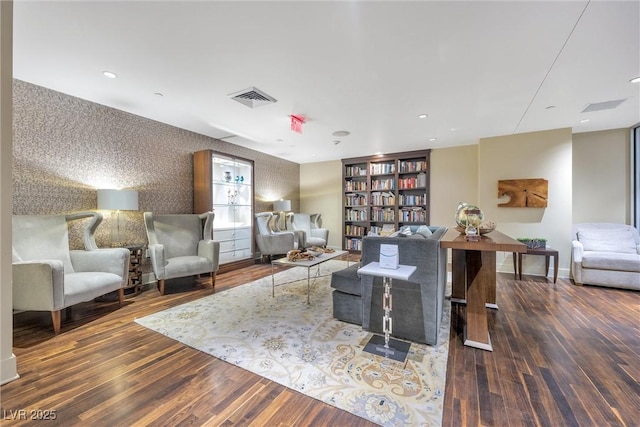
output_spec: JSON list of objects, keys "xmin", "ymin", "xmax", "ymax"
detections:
[{"xmin": 13, "ymin": 79, "xmax": 300, "ymax": 250}]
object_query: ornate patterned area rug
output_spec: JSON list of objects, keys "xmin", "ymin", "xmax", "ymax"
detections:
[{"xmin": 135, "ymin": 260, "xmax": 450, "ymax": 426}]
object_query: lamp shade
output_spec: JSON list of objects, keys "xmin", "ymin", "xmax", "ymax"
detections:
[
  {"xmin": 97, "ymin": 189, "xmax": 139, "ymax": 211},
  {"xmin": 273, "ymin": 199, "xmax": 291, "ymax": 212}
]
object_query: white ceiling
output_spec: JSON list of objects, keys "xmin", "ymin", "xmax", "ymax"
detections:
[{"xmin": 12, "ymin": 0, "xmax": 640, "ymax": 164}]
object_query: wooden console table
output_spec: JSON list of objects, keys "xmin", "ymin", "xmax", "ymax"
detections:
[
  {"xmin": 513, "ymin": 247, "xmax": 558, "ymax": 283},
  {"xmin": 440, "ymin": 229, "xmax": 526, "ymax": 351}
]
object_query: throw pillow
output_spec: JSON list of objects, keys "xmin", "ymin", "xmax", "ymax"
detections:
[
  {"xmin": 416, "ymin": 225, "xmax": 433, "ymax": 238},
  {"xmin": 400, "ymin": 226, "xmax": 413, "ymax": 235},
  {"xmin": 577, "ymin": 228, "xmax": 637, "ymax": 254}
]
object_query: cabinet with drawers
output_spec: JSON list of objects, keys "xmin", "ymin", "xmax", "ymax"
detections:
[{"xmin": 193, "ymin": 150, "xmax": 255, "ymax": 270}]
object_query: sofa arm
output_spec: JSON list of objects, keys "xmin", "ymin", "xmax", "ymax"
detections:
[
  {"xmin": 311, "ymin": 228, "xmax": 329, "ymax": 243},
  {"xmin": 571, "ymin": 240, "xmax": 584, "ymax": 283},
  {"xmin": 256, "ymin": 232, "xmax": 295, "ymax": 255},
  {"xmin": 70, "ymin": 248, "xmax": 130, "ymax": 286},
  {"xmin": 147, "ymin": 243, "xmax": 167, "ymax": 280},
  {"xmin": 571, "ymin": 240, "xmax": 584, "ymax": 263},
  {"xmin": 13, "ymin": 260, "xmax": 65, "ymax": 311},
  {"xmin": 198, "ymin": 239, "xmax": 220, "ymax": 272}
]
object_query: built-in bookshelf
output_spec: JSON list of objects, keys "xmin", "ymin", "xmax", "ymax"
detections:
[{"xmin": 341, "ymin": 150, "xmax": 430, "ymax": 252}]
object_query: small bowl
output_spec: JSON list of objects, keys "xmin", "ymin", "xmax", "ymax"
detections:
[{"xmin": 455, "ymin": 224, "xmax": 496, "ymax": 235}]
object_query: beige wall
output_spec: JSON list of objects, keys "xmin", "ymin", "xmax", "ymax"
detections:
[
  {"xmin": 479, "ymin": 128, "xmax": 573, "ymax": 276},
  {"xmin": 303, "ymin": 126, "xmax": 636, "ymax": 281},
  {"xmin": 1, "ymin": 0, "xmax": 18, "ymax": 385},
  {"xmin": 573, "ymin": 129, "xmax": 630, "ymax": 224},
  {"xmin": 430, "ymin": 145, "xmax": 478, "ymax": 227}
]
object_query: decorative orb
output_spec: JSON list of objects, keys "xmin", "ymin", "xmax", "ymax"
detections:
[{"xmin": 455, "ymin": 202, "xmax": 484, "ymax": 228}]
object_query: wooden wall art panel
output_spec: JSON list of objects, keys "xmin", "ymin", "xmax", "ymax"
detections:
[{"xmin": 498, "ymin": 178, "xmax": 548, "ymax": 207}]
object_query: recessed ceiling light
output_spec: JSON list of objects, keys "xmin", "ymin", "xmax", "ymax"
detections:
[
  {"xmin": 332, "ymin": 130, "xmax": 350, "ymax": 137},
  {"xmin": 418, "ymin": 114, "xmax": 428, "ymax": 119},
  {"xmin": 154, "ymin": 92, "xmax": 163, "ymax": 97},
  {"xmin": 429, "ymin": 138, "xmax": 437, "ymax": 141},
  {"xmin": 102, "ymin": 71, "xmax": 117, "ymax": 79},
  {"xmin": 450, "ymin": 128, "xmax": 457, "ymax": 132},
  {"xmin": 579, "ymin": 118, "xmax": 590, "ymax": 123},
  {"xmin": 629, "ymin": 76, "xmax": 640, "ymax": 83},
  {"xmin": 333, "ymin": 140, "xmax": 341, "ymax": 145},
  {"xmin": 545, "ymin": 105, "xmax": 556, "ymax": 109}
]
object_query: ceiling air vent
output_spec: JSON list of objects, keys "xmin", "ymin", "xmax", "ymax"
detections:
[
  {"xmin": 581, "ymin": 99, "xmax": 625, "ymax": 113},
  {"xmin": 228, "ymin": 87, "xmax": 277, "ymax": 108}
]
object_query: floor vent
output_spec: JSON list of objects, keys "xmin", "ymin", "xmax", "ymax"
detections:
[
  {"xmin": 228, "ymin": 87, "xmax": 277, "ymax": 108},
  {"xmin": 582, "ymin": 99, "xmax": 625, "ymax": 113}
]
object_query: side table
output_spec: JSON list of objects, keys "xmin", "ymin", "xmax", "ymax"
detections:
[
  {"xmin": 513, "ymin": 247, "xmax": 558, "ymax": 283},
  {"xmin": 125, "ymin": 244, "xmax": 144, "ymax": 296},
  {"xmin": 357, "ymin": 261, "xmax": 417, "ymax": 362},
  {"xmin": 95, "ymin": 244, "xmax": 145, "ymax": 302}
]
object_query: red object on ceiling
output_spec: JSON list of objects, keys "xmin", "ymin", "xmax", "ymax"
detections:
[{"xmin": 290, "ymin": 115, "xmax": 306, "ymax": 134}]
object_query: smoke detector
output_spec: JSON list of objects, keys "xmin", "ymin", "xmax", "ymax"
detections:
[{"xmin": 228, "ymin": 87, "xmax": 277, "ymax": 108}]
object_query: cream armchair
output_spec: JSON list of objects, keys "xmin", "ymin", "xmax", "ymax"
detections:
[
  {"xmin": 144, "ymin": 212, "xmax": 220, "ymax": 295},
  {"xmin": 254, "ymin": 212, "xmax": 296, "ymax": 262},
  {"xmin": 12, "ymin": 211, "xmax": 130, "ymax": 334},
  {"xmin": 291, "ymin": 213, "xmax": 329, "ymax": 248}
]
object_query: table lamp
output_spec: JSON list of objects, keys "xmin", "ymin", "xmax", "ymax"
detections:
[{"xmin": 97, "ymin": 189, "xmax": 139, "ymax": 246}]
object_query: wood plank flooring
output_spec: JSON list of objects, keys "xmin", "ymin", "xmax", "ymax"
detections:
[{"xmin": 2, "ymin": 260, "xmax": 639, "ymax": 426}]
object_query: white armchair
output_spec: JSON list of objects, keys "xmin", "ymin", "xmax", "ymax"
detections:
[
  {"xmin": 254, "ymin": 212, "xmax": 296, "ymax": 262},
  {"xmin": 291, "ymin": 213, "xmax": 329, "ymax": 248},
  {"xmin": 12, "ymin": 211, "xmax": 130, "ymax": 334},
  {"xmin": 144, "ymin": 212, "xmax": 220, "ymax": 295}
]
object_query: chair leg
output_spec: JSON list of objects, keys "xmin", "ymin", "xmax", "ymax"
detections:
[
  {"xmin": 118, "ymin": 288, "xmax": 125, "ymax": 305},
  {"xmin": 51, "ymin": 310, "xmax": 61, "ymax": 334},
  {"xmin": 211, "ymin": 272, "xmax": 216, "ymax": 292},
  {"xmin": 158, "ymin": 279, "xmax": 165, "ymax": 295}
]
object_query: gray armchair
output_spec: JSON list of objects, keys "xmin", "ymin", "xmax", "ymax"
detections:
[
  {"xmin": 291, "ymin": 213, "xmax": 329, "ymax": 248},
  {"xmin": 12, "ymin": 211, "xmax": 130, "ymax": 334},
  {"xmin": 254, "ymin": 212, "xmax": 296, "ymax": 262},
  {"xmin": 144, "ymin": 212, "xmax": 220, "ymax": 295}
]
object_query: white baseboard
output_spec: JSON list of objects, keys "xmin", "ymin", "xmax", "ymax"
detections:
[{"xmin": 1, "ymin": 353, "xmax": 19, "ymax": 385}]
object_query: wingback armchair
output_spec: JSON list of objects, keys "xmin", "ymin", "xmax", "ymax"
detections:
[
  {"xmin": 12, "ymin": 211, "xmax": 130, "ymax": 334},
  {"xmin": 290, "ymin": 213, "xmax": 329, "ymax": 248},
  {"xmin": 254, "ymin": 212, "xmax": 296, "ymax": 262},
  {"xmin": 144, "ymin": 212, "xmax": 220, "ymax": 295}
]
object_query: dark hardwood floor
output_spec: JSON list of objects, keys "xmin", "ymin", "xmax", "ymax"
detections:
[{"xmin": 2, "ymin": 257, "xmax": 639, "ymax": 426}]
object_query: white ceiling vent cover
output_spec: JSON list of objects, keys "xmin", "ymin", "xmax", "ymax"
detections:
[
  {"xmin": 228, "ymin": 87, "xmax": 277, "ymax": 108},
  {"xmin": 582, "ymin": 99, "xmax": 625, "ymax": 113}
]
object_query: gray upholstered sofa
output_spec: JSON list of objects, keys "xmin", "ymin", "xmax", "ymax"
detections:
[
  {"xmin": 331, "ymin": 226, "xmax": 448, "ymax": 345},
  {"xmin": 571, "ymin": 223, "xmax": 640, "ymax": 291}
]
